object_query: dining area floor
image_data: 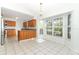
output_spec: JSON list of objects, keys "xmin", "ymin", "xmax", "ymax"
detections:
[{"xmin": 0, "ymin": 37, "xmax": 78, "ymax": 55}]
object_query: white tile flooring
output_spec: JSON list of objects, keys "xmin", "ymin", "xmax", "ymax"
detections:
[{"xmin": 0, "ymin": 37, "xmax": 79, "ymax": 55}]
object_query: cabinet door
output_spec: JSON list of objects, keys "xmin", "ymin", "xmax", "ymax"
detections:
[
  {"xmin": 33, "ymin": 31, "xmax": 36, "ymax": 37},
  {"xmin": 30, "ymin": 30, "xmax": 36, "ymax": 38},
  {"xmin": 4, "ymin": 20, "xmax": 16, "ymax": 26},
  {"xmin": 29, "ymin": 31, "xmax": 33, "ymax": 38},
  {"xmin": 32, "ymin": 19, "xmax": 36, "ymax": 27},
  {"xmin": 23, "ymin": 22, "xmax": 28, "ymax": 27},
  {"xmin": 18, "ymin": 31, "xmax": 24, "ymax": 41},
  {"xmin": 24, "ymin": 31, "xmax": 29, "ymax": 39},
  {"xmin": 28, "ymin": 21, "xmax": 32, "ymax": 27},
  {"xmin": 28, "ymin": 19, "xmax": 36, "ymax": 27},
  {"xmin": 23, "ymin": 22, "xmax": 25, "ymax": 27},
  {"xmin": 7, "ymin": 30, "xmax": 16, "ymax": 37},
  {"xmin": 12, "ymin": 21, "xmax": 16, "ymax": 26}
]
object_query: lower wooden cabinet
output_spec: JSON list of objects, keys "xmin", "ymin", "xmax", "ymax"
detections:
[
  {"xmin": 5, "ymin": 29, "xmax": 16, "ymax": 38},
  {"xmin": 18, "ymin": 30, "xmax": 36, "ymax": 41}
]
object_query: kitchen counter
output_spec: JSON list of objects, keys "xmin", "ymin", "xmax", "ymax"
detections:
[
  {"xmin": 21, "ymin": 27, "xmax": 36, "ymax": 30},
  {"xmin": 21, "ymin": 29, "xmax": 36, "ymax": 31},
  {"xmin": 18, "ymin": 29, "xmax": 36, "ymax": 41}
]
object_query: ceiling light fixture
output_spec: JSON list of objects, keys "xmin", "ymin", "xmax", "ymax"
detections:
[
  {"xmin": 37, "ymin": 2, "xmax": 45, "ymax": 43},
  {"xmin": 40, "ymin": 2, "xmax": 43, "ymax": 19}
]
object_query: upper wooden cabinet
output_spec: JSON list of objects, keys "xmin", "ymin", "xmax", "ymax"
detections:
[
  {"xmin": 4, "ymin": 20, "xmax": 16, "ymax": 26},
  {"xmin": 23, "ymin": 19, "xmax": 36, "ymax": 27},
  {"xmin": 23, "ymin": 21, "xmax": 28, "ymax": 27},
  {"xmin": 28, "ymin": 19, "xmax": 36, "ymax": 27}
]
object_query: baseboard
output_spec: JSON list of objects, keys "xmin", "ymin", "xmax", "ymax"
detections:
[
  {"xmin": 68, "ymin": 46, "xmax": 79, "ymax": 53},
  {"xmin": 19, "ymin": 38, "xmax": 36, "ymax": 43},
  {"xmin": 64, "ymin": 41, "xmax": 79, "ymax": 54}
]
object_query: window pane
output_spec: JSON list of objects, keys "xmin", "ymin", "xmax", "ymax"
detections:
[{"xmin": 53, "ymin": 17, "xmax": 63, "ymax": 36}]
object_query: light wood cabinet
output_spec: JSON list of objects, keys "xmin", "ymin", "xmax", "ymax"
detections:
[
  {"xmin": 4, "ymin": 20, "xmax": 16, "ymax": 26},
  {"xmin": 23, "ymin": 19, "xmax": 36, "ymax": 27},
  {"xmin": 18, "ymin": 19, "xmax": 36, "ymax": 41},
  {"xmin": 18, "ymin": 31, "xmax": 25, "ymax": 41},
  {"xmin": 4, "ymin": 20, "xmax": 16, "ymax": 38},
  {"xmin": 18, "ymin": 30, "xmax": 36, "ymax": 41},
  {"xmin": 28, "ymin": 19, "xmax": 36, "ymax": 27},
  {"xmin": 6, "ymin": 29, "xmax": 16, "ymax": 38},
  {"xmin": 23, "ymin": 22, "xmax": 28, "ymax": 27}
]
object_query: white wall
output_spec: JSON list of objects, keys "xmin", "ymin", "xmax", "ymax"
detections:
[
  {"xmin": 42, "ymin": 3, "xmax": 79, "ymax": 53},
  {"xmin": 0, "ymin": 7, "xmax": 1, "ymax": 44},
  {"xmin": 34, "ymin": 16, "xmax": 40, "ymax": 39},
  {"xmin": 71, "ymin": 6, "xmax": 79, "ymax": 52}
]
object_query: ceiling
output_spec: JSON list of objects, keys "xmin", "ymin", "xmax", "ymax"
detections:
[
  {"xmin": 1, "ymin": 7, "xmax": 33, "ymax": 18},
  {"xmin": 1, "ymin": 2, "xmax": 40, "ymax": 17},
  {"xmin": 0, "ymin": 0, "xmax": 79, "ymax": 18}
]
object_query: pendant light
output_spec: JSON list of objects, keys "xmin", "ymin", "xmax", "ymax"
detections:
[{"xmin": 37, "ymin": 2, "xmax": 45, "ymax": 43}]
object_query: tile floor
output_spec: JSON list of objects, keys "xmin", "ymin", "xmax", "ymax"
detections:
[{"xmin": 0, "ymin": 37, "xmax": 78, "ymax": 55}]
